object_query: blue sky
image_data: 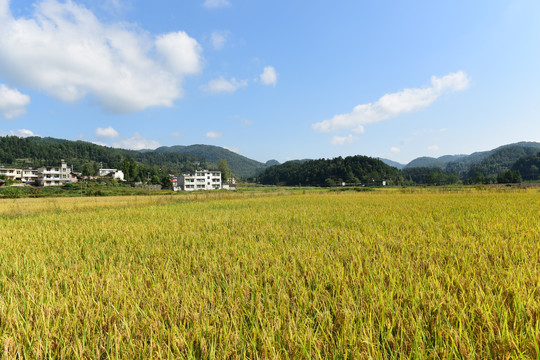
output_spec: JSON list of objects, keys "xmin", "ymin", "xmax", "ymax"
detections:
[{"xmin": 0, "ymin": 0, "xmax": 539, "ymax": 164}]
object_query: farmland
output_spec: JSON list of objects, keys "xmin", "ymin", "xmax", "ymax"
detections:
[{"xmin": 0, "ymin": 188, "xmax": 539, "ymax": 358}]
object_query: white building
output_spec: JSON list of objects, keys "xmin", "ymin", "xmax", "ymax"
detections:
[
  {"xmin": 0, "ymin": 167, "xmax": 22, "ymax": 181},
  {"xmin": 21, "ymin": 168, "xmax": 38, "ymax": 183},
  {"xmin": 99, "ymin": 168, "xmax": 124, "ymax": 181},
  {"xmin": 37, "ymin": 160, "xmax": 75, "ymax": 186},
  {"xmin": 178, "ymin": 170, "xmax": 221, "ymax": 191}
]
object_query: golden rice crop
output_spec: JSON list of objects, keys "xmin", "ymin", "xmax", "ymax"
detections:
[{"xmin": 0, "ymin": 189, "xmax": 539, "ymax": 358}]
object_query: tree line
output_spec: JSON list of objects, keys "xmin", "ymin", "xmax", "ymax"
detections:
[{"xmin": 258, "ymin": 156, "xmax": 403, "ymax": 186}]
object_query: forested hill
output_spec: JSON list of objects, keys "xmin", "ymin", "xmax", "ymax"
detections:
[
  {"xmin": 258, "ymin": 155, "xmax": 403, "ymax": 186},
  {"xmin": 446, "ymin": 143, "xmax": 540, "ymax": 177},
  {"xmin": 154, "ymin": 144, "xmax": 265, "ymax": 178},
  {"xmin": 0, "ymin": 136, "xmax": 207, "ymax": 180},
  {"xmin": 402, "ymin": 142, "xmax": 540, "ymax": 172}
]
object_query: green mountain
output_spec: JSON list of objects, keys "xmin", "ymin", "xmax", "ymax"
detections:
[
  {"xmin": 401, "ymin": 142, "xmax": 540, "ymax": 175},
  {"xmin": 153, "ymin": 144, "xmax": 266, "ymax": 178},
  {"xmin": 445, "ymin": 142, "xmax": 540, "ymax": 177}
]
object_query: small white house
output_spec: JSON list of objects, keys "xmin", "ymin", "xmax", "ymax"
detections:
[{"xmin": 99, "ymin": 168, "xmax": 125, "ymax": 181}]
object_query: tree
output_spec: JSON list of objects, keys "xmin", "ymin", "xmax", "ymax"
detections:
[
  {"xmin": 161, "ymin": 175, "xmax": 171, "ymax": 189},
  {"xmin": 324, "ymin": 178, "xmax": 336, "ymax": 187},
  {"xmin": 218, "ymin": 159, "xmax": 231, "ymax": 182}
]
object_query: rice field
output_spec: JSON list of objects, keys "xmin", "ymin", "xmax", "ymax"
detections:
[{"xmin": 0, "ymin": 189, "xmax": 539, "ymax": 358}]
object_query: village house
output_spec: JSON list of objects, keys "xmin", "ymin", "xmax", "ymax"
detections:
[
  {"xmin": 37, "ymin": 160, "xmax": 77, "ymax": 186},
  {"xmin": 1, "ymin": 160, "xmax": 77, "ymax": 186},
  {"xmin": 0, "ymin": 167, "xmax": 22, "ymax": 181},
  {"xmin": 176, "ymin": 170, "xmax": 221, "ymax": 191},
  {"xmin": 98, "ymin": 168, "xmax": 125, "ymax": 181}
]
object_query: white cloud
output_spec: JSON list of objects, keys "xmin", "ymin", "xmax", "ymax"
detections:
[
  {"xmin": 112, "ymin": 132, "xmax": 160, "ymax": 150},
  {"xmin": 260, "ymin": 66, "xmax": 277, "ymax": 86},
  {"xmin": 331, "ymin": 134, "xmax": 357, "ymax": 145},
  {"xmin": 428, "ymin": 145, "xmax": 440, "ymax": 151},
  {"xmin": 313, "ymin": 71, "xmax": 470, "ymax": 133},
  {"xmin": 0, "ymin": 0, "xmax": 202, "ymax": 113},
  {"xmin": 203, "ymin": 0, "xmax": 230, "ymax": 9},
  {"xmin": 210, "ymin": 31, "xmax": 227, "ymax": 50},
  {"xmin": 0, "ymin": 84, "xmax": 30, "ymax": 119},
  {"xmin": 390, "ymin": 147, "xmax": 400, "ymax": 153},
  {"xmin": 170, "ymin": 131, "xmax": 181, "ymax": 137},
  {"xmin": 9, "ymin": 129, "xmax": 39, "ymax": 137},
  {"xmin": 206, "ymin": 131, "xmax": 223, "ymax": 139},
  {"xmin": 202, "ymin": 76, "xmax": 248, "ymax": 93},
  {"xmin": 95, "ymin": 126, "xmax": 120, "ymax": 138},
  {"xmin": 155, "ymin": 31, "xmax": 202, "ymax": 76}
]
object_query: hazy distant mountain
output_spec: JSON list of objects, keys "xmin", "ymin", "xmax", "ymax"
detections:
[
  {"xmin": 154, "ymin": 144, "xmax": 266, "ymax": 178},
  {"xmin": 380, "ymin": 158, "xmax": 405, "ymax": 170},
  {"xmin": 404, "ymin": 155, "xmax": 467, "ymax": 169},
  {"xmin": 403, "ymin": 141, "xmax": 540, "ymax": 177},
  {"xmin": 446, "ymin": 143, "xmax": 540, "ymax": 177},
  {"xmin": 265, "ymin": 159, "xmax": 281, "ymax": 167}
]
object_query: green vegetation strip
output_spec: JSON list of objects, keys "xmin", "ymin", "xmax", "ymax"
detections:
[{"xmin": 0, "ymin": 191, "xmax": 539, "ymax": 358}]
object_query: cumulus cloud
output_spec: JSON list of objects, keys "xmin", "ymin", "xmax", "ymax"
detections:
[
  {"xmin": 0, "ymin": 0, "xmax": 202, "ymax": 113},
  {"xmin": 313, "ymin": 71, "xmax": 470, "ymax": 134},
  {"xmin": 155, "ymin": 31, "xmax": 202, "ymax": 76},
  {"xmin": 206, "ymin": 131, "xmax": 222, "ymax": 139},
  {"xmin": 112, "ymin": 132, "xmax": 160, "ymax": 150},
  {"xmin": 95, "ymin": 126, "xmax": 120, "ymax": 138},
  {"xmin": 210, "ymin": 31, "xmax": 227, "ymax": 50},
  {"xmin": 0, "ymin": 84, "xmax": 30, "ymax": 119},
  {"xmin": 331, "ymin": 134, "xmax": 357, "ymax": 145},
  {"xmin": 390, "ymin": 147, "xmax": 400, "ymax": 153},
  {"xmin": 202, "ymin": 76, "xmax": 248, "ymax": 93},
  {"xmin": 260, "ymin": 66, "xmax": 277, "ymax": 86},
  {"xmin": 9, "ymin": 129, "xmax": 39, "ymax": 137},
  {"xmin": 203, "ymin": 0, "xmax": 230, "ymax": 9}
]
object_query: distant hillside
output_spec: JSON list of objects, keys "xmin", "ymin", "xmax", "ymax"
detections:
[
  {"xmin": 265, "ymin": 160, "xmax": 281, "ymax": 167},
  {"xmin": 395, "ymin": 141, "xmax": 540, "ymax": 182},
  {"xmin": 445, "ymin": 142, "xmax": 540, "ymax": 177},
  {"xmin": 380, "ymin": 158, "xmax": 405, "ymax": 170},
  {"xmin": 154, "ymin": 144, "xmax": 265, "ymax": 178},
  {"xmin": 404, "ymin": 155, "xmax": 466, "ymax": 169},
  {"xmin": 403, "ymin": 142, "xmax": 540, "ymax": 171}
]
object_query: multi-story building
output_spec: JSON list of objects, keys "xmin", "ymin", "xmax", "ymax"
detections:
[
  {"xmin": 21, "ymin": 168, "xmax": 38, "ymax": 183},
  {"xmin": 0, "ymin": 167, "xmax": 22, "ymax": 181},
  {"xmin": 37, "ymin": 160, "xmax": 74, "ymax": 186},
  {"xmin": 177, "ymin": 170, "xmax": 221, "ymax": 191}
]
